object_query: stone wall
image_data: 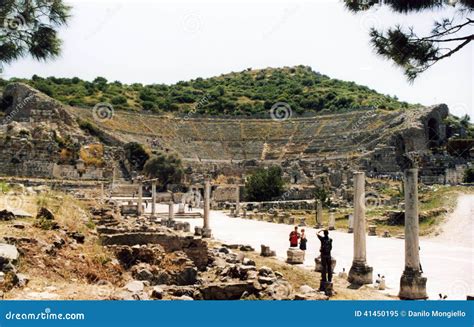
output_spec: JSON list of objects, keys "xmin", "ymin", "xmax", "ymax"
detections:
[{"xmin": 101, "ymin": 232, "xmax": 209, "ymax": 270}]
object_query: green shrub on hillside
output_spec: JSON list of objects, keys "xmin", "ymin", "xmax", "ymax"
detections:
[{"xmin": 3, "ymin": 66, "xmax": 415, "ymax": 117}]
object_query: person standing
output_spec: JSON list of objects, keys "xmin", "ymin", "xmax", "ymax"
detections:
[
  {"xmin": 289, "ymin": 226, "xmax": 300, "ymax": 247},
  {"xmin": 299, "ymin": 229, "xmax": 307, "ymax": 259},
  {"xmin": 317, "ymin": 229, "xmax": 333, "ymax": 286}
]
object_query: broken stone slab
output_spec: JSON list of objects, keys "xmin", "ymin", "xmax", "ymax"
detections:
[
  {"xmin": 0, "ymin": 210, "xmax": 15, "ymax": 221},
  {"xmin": 36, "ymin": 207, "xmax": 55, "ymax": 220},
  {"xmin": 194, "ymin": 226, "xmax": 202, "ymax": 236},
  {"xmin": 260, "ymin": 244, "xmax": 276, "ymax": 257},
  {"xmin": 0, "ymin": 244, "xmax": 19, "ymax": 263},
  {"xmin": 286, "ymin": 248, "xmax": 304, "ymax": 264},
  {"xmin": 368, "ymin": 225, "xmax": 377, "ymax": 236},
  {"xmin": 125, "ymin": 280, "xmax": 145, "ymax": 293},
  {"xmin": 9, "ymin": 209, "xmax": 33, "ymax": 218},
  {"xmin": 239, "ymin": 244, "xmax": 254, "ymax": 252},
  {"xmin": 200, "ymin": 281, "xmax": 259, "ymax": 300}
]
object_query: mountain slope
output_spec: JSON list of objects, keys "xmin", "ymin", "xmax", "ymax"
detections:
[{"xmin": 1, "ymin": 65, "xmax": 415, "ymax": 116}]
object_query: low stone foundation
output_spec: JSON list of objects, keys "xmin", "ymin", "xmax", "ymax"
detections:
[{"xmin": 101, "ymin": 232, "xmax": 209, "ymax": 270}]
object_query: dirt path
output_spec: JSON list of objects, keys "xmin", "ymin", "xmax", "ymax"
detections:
[{"xmin": 430, "ymin": 193, "xmax": 474, "ymax": 248}]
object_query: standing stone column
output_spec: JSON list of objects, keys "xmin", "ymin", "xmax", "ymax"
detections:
[
  {"xmin": 168, "ymin": 200, "xmax": 174, "ymax": 220},
  {"xmin": 137, "ymin": 179, "xmax": 143, "ymax": 216},
  {"xmin": 328, "ymin": 212, "xmax": 335, "ymax": 230},
  {"xmin": 348, "ymin": 172, "xmax": 373, "ymax": 285},
  {"xmin": 235, "ymin": 185, "xmax": 240, "ymax": 217},
  {"xmin": 399, "ymin": 168, "xmax": 427, "ymax": 299},
  {"xmin": 202, "ymin": 179, "xmax": 212, "ymax": 238},
  {"xmin": 315, "ymin": 200, "xmax": 323, "ymax": 228},
  {"xmin": 151, "ymin": 180, "xmax": 157, "ymax": 218},
  {"xmin": 348, "ymin": 214, "xmax": 354, "ymax": 233}
]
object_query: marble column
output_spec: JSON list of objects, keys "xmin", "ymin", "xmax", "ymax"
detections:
[
  {"xmin": 315, "ymin": 200, "xmax": 323, "ymax": 228},
  {"xmin": 348, "ymin": 172, "xmax": 373, "ymax": 285},
  {"xmin": 328, "ymin": 212, "xmax": 335, "ymax": 230},
  {"xmin": 348, "ymin": 214, "xmax": 354, "ymax": 233},
  {"xmin": 399, "ymin": 168, "xmax": 427, "ymax": 299},
  {"xmin": 202, "ymin": 179, "xmax": 212, "ymax": 238},
  {"xmin": 151, "ymin": 180, "xmax": 157, "ymax": 218},
  {"xmin": 168, "ymin": 200, "xmax": 174, "ymax": 220},
  {"xmin": 235, "ymin": 185, "xmax": 240, "ymax": 217},
  {"xmin": 137, "ymin": 179, "xmax": 143, "ymax": 216}
]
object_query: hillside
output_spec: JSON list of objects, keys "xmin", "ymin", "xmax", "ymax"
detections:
[{"xmin": 0, "ymin": 66, "xmax": 415, "ymax": 116}]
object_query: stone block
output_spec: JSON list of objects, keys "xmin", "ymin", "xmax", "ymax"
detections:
[
  {"xmin": 286, "ymin": 247, "xmax": 304, "ymax": 264},
  {"xmin": 368, "ymin": 225, "xmax": 377, "ymax": 236}
]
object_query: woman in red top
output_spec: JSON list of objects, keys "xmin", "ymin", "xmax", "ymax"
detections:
[{"xmin": 289, "ymin": 226, "xmax": 300, "ymax": 247}]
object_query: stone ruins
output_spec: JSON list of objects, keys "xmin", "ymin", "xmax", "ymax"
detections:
[{"xmin": 0, "ymin": 82, "xmax": 471, "ymax": 300}]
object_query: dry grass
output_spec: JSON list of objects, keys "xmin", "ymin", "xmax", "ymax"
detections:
[
  {"xmin": 208, "ymin": 240, "xmax": 393, "ymax": 300},
  {"xmin": 0, "ymin": 189, "xmax": 126, "ymax": 299}
]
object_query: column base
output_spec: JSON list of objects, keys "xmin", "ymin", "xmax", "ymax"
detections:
[
  {"xmin": 399, "ymin": 268, "xmax": 427, "ymax": 300},
  {"xmin": 314, "ymin": 223, "xmax": 323, "ymax": 229},
  {"xmin": 328, "ymin": 226, "xmax": 335, "ymax": 231},
  {"xmin": 348, "ymin": 261, "xmax": 373, "ymax": 285},
  {"xmin": 201, "ymin": 228, "xmax": 212, "ymax": 238},
  {"xmin": 347, "ymin": 227, "xmax": 353, "ymax": 233}
]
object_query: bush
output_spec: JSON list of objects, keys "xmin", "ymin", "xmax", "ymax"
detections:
[
  {"xmin": 244, "ymin": 166, "xmax": 285, "ymax": 201},
  {"xmin": 143, "ymin": 153, "xmax": 183, "ymax": 189},
  {"xmin": 463, "ymin": 167, "xmax": 474, "ymax": 183},
  {"xmin": 124, "ymin": 142, "xmax": 149, "ymax": 171},
  {"xmin": 111, "ymin": 95, "xmax": 127, "ymax": 105}
]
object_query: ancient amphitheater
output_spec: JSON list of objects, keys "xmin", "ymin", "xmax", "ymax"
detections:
[{"xmin": 0, "ymin": 82, "xmax": 468, "ymax": 186}]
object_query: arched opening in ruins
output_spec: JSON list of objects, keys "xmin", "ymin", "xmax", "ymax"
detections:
[
  {"xmin": 0, "ymin": 95, "xmax": 13, "ymax": 112},
  {"xmin": 427, "ymin": 117, "xmax": 440, "ymax": 148}
]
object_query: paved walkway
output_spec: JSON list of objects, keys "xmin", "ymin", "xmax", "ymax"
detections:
[{"xmin": 120, "ymin": 195, "xmax": 473, "ymax": 300}]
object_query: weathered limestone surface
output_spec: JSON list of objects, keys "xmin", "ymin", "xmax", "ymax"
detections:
[
  {"xmin": 348, "ymin": 172, "xmax": 373, "ymax": 285},
  {"xmin": 101, "ymin": 232, "xmax": 209, "ymax": 270},
  {"xmin": 286, "ymin": 247, "xmax": 304, "ymax": 264},
  {"xmin": 399, "ymin": 169, "xmax": 427, "ymax": 300}
]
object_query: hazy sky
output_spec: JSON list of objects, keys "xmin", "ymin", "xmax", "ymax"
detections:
[{"xmin": 3, "ymin": 0, "xmax": 473, "ymax": 118}]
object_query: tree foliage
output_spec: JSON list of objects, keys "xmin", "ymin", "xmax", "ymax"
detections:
[
  {"xmin": 1, "ymin": 66, "xmax": 414, "ymax": 116},
  {"xmin": 313, "ymin": 186, "xmax": 331, "ymax": 208},
  {"xmin": 124, "ymin": 142, "xmax": 149, "ymax": 172},
  {"xmin": 344, "ymin": 0, "xmax": 473, "ymax": 81},
  {"xmin": 463, "ymin": 167, "xmax": 474, "ymax": 183},
  {"xmin": 244, "ymin": 166, "xmax": 285, "ymax": 202},
  {"xmin": 0, "ymin": 0, "xmax": 71, "ymax": 66},
  {"xmin": 143, "ymin": 153, "xmax": 183, "ymax": 189}
]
